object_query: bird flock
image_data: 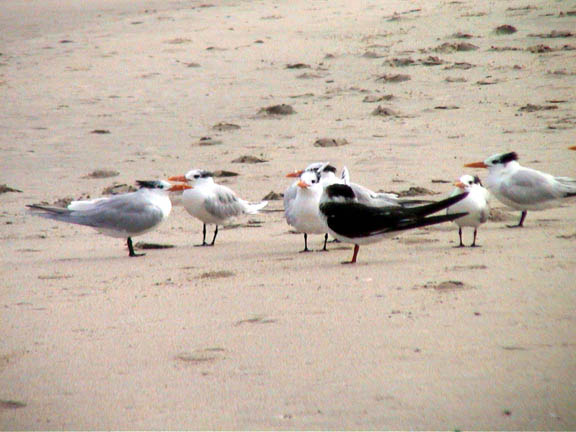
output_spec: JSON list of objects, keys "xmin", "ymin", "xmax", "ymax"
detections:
[{"xmin": 28, "ymin": 151, "xmax": 576, "ymax": 264}]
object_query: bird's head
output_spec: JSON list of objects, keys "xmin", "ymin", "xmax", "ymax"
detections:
[{"xmin": 465, "ymin": 152, "xmax": 518, "ymax": 169}]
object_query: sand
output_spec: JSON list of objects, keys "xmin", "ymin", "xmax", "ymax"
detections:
[{"xmin": 1, "ymin": 0, "xmax": 575, "ymax": 429}]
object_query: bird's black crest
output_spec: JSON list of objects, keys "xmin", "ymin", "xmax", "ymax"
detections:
[
  {"xmin": 473, "ymin": 175, "xmax": 483, "ymax": 186},
  {"xmin": 198, "ymin": 170, "xmax": 214, "ymax": 178},
  {"xmin": 325, "ymin": 184, "xmax": 356, "ymax": 200},
  {"xmin": 497, "ymin": 152, "xmax": 518, "ymax": 164},
  {"xmin": 322, "ymin": 164, "xmax": 337, "ymax": 174},
  {"xmin": 136, "ymin": 180, "xmax": 161, "ymax": 189}
]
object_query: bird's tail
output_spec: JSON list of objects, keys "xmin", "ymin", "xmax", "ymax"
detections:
[
  {"xmin": 27, "ymin": 204, "xmax": 73, "ymax": 221},
  {"xmin": 555, "ymin": 176, "xmax": 576, "ymax": 196},
  {"xmin": 375, "ymin": 212, "xmax": 469, "ymax": 235},
  {"xmin": 341, "ymin": 166, "xmax": 350, "ymax": 185},
  {"xmin": 245, "ymin": 200, "xmax": 268, "ymax": 214},
  {"xmin": 404, "ymin": 192, "xmax": 469, "ymax": 217}
]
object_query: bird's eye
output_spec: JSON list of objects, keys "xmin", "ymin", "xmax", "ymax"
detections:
[{"xmin": 194, "ymin": 174, "xmax": 200, "ymax": 179}]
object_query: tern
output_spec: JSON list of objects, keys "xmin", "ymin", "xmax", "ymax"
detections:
[
  {"xmin": 465, "ymin": 152, "xmax": 576, "ymax": 227},
  {"xmin": 284, "ymin": 162, "xmax": 331, "ymax": 219},
  {"xmin": 318, "ymin": 184, "xmax": 468, "ymax": 264},
  {"xmin": 446, "ymin": 175, "xmax": 490, "ymax": 247},
  {"xmin": 286, "ymin": 162, "xmax": 425, "ymax": 208},
  {"xmin": 27, "ymin": 180, "xmax": 190, "ymax": 257},
  {"xmin": 169, "ymin": 169, "xmax": 268, "ymax": 246},
  {"xmin": 285, "ymin": 170, "xmax": 329, "ymax": 252}
]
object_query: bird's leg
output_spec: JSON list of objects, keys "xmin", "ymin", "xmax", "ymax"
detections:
[
  {"xmin": 127, "ymin": 237, "xmax": 145, "ymax": 257},
  {"xmin": 342, "ymin": 244, "xmax": 359, "ymax": 264},
  {"xmin": 300, "ymin": 233, "xmax": 311, "ymax": 253},
  {"xmin": 321, "ymin": 233, "xmax": 329, "ymax": 252},
  {"xmin": 457, "ymin": 227, "xmax": 465, "ymax": 247},
  {"xmin": 195, "ymin": 224, "xmax": 209, "ymax": 247},
  {"xmin": 518, "ymin": 210, "xmax": 527, "ymax": 227},
  {"xmin": 508, "ymin": 210, "xmax": 527, "ymax": 228},
  {"xmin": 209, "ymin": 225, "xmax": 219, "ymax": 246},
  {"xmin": 470, "ymin": 228, "xmax": 480, "ymax": 247}
]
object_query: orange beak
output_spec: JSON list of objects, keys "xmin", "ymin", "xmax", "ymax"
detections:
[
  {"xmin": 168, "ymin": 175, "xmax": 188, "ymax": 182},
  {"xmin": 464, "ymin": 161, "xmax": 487, "ymax": 168},
  {"xmin": 297, "ymin": 180, "xmax": 309, "ymax": 188},
  {"xmin": 169, "ymin": 184, "xmax": 192, "ymax": 191},
  {"xmin": 453, "ymin": 181, "xmax": 465, "ymax": 189},
  {"xmin": 569, "ymin": 146, "xmax": 576, "ymax": 151},
  {"xmin": 286, "ymin": 169, "xmax": 304, "ymax": 178}
]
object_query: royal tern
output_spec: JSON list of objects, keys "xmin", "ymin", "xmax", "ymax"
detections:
[
  {"xmin": 319, "ymin": 184, "xmax": 468, "ymax": 264},
  {"xmin": 284, "ymin": 162, "xmax": 330, "ymax": 219},
  {"xmin": 169, "ymin": 169, "xmax": 268, "ymax": 246},
  {"xmin": 285, "ymin": 170, "xmax": 329, "ymax": 252},
  {"xmin": 287, "ymin": 162, "xmax": 425, "ymax": 208},
  {"xmin": 446, "ymin": 175, "xmax": 490, "ymax": 247},
  {"xmin": 465, "ymin": 152, "xmax": 576, "ymax": 227},
  {"xmin": 27, "ymin": 180, "xmax": 190, "ymax": 257}
]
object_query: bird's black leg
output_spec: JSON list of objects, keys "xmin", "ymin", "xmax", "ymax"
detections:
[
  {"xmin": 196, "ymin": 224, "xmax": 209, "ymax": 246},
  {"xmin": 209, "ymin": 225, "xmax": 219, "ymax": 246},
  {"xmin": 300, "ymin": 233, "xmax": 311, "ymax": 253},
  {"xmin": 471, "ymin": 228, "xmax": 480, "ymax": 247},
  {"xmin": 518, "ymin": 210, "xmax": 527, "ymax": 227},
  {"xmin": 127, "ymin": 237, "xmax": 145, "ymax": 257},
  {"xmin": 508, "ymin": 210, "xmax": 527, "ymax": 228},
  {"xmin": 321, "ymin": 233, "xmax": 329, "ymax": 251},
  {"xmin": 457, "ymin": 227, "xmax": 465, "ymax": 247}
]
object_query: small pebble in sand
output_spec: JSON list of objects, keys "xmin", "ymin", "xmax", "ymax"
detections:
[
  {"xmin": 313, "ymin": 138, "xmax": 349, "ymax": 148},
  {"xmin": 212, "ymin": 170, "xmax": 238, "ymax": 177},
  {"xmin": 102, "ymin": 183, "xmax": 136, "ymax": 195},
  {"xmin": 197, "ymin": 137, "xmax": 223, "ymax": 146},
  {"xmin": 258, "ymin": 104, "xmax": 295, "ymax": 116},
  {"xmin": 83, "ymin": 169, "xmax": 119, "ymax": 179},
  {"xmin": 262, "ymin": 191, "xmax": 283, "ymax": 200},
  {"xmin": 231, "ymin": 155, "xmax": 267, "ymax": 164},
  {"xmin": 212, "ymin": 122, "xmax": 241, "ymax": 131},
  {"xmin": 518, "ymin": 104, "xmax": 558, "ymax": 112},
  {"xmin": 495, "ymin": 25, "xmax": 517, "ymax": 35},
  {"xmin": 372, "ymin": 106, "xmax": 401, "ymax": 117},
  {"xmin": 376, "ymin": 73, "xmax": 411, "ymax": 83},
  {"xmin": 0, "ymin": 184, "xmax": 22, "ymax": 194},
  {"xmin": 285, "ymin": 63, "xmax": 310, "ymax": 69}
]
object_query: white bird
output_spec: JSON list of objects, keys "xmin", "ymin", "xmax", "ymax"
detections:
[
  {"xmin": 318, "ymin": 184, "xmax": 469, "ymax": 264},
  {"xmin": 285, "ymin": 170, "xmax": 329, "ymax": 252},
  {"xmin": 465, "ymin": 152, "xmax": 576, "ymax": 227},
  {"xmin": 284, "ymin": 162, "xmax": 330, "ymax": 220},
  {"xmin": 446, "ymin": 175, "xmax": 490, "ymax": 247},
  {"xmin": 287, "ymin": 162, "xmax": 424, "ymax": 208},
  {"xmin": 169, "ymin": 169, "xmax": 268, "ymax": 246},
  {"xmin": 27, "ymin": 180, "xmax": 190, "ymax": 257}
]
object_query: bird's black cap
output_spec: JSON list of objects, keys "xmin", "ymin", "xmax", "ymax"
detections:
[
  {"xmin": 322, "ymin": 164, "xmax": 337, "ymax": 174},
  {"xmin": 325, "ymin": 184, "xmax": 356, "ymax": 200},
  {"xmin": 136, "ymin": 180, "xmax": 162, "ymax": 189},
  {"xmin": 496, "ymin": 152, "xmax": 518, "ymax": 165}
]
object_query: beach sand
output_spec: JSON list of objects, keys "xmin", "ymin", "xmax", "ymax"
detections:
[{"xmin": 1, "ymin": 0, "xmax": 575, "ymax": 429}]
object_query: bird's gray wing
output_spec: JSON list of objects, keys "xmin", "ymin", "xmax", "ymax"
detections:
[
  {"xmin": 32, "ymin": 193, "xmax": 164, "ymax": 234},
  {"xmin": 81, "ymin": 194, "xmax": 164, "ymax": 234},
  {"xmin": 502, "ymin": 170, "xmax": 560, "ymax": 204},
  {"xmin": 283, "ymin": 183, "xmax": 298, "ymax": 221},
  {"xmin": 204, "ymin": 189, "xmax": 245, "ymax": 220},
  {"xmin": 350, "ymin": 182, "xmax": 400, "ymax": 206}
]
